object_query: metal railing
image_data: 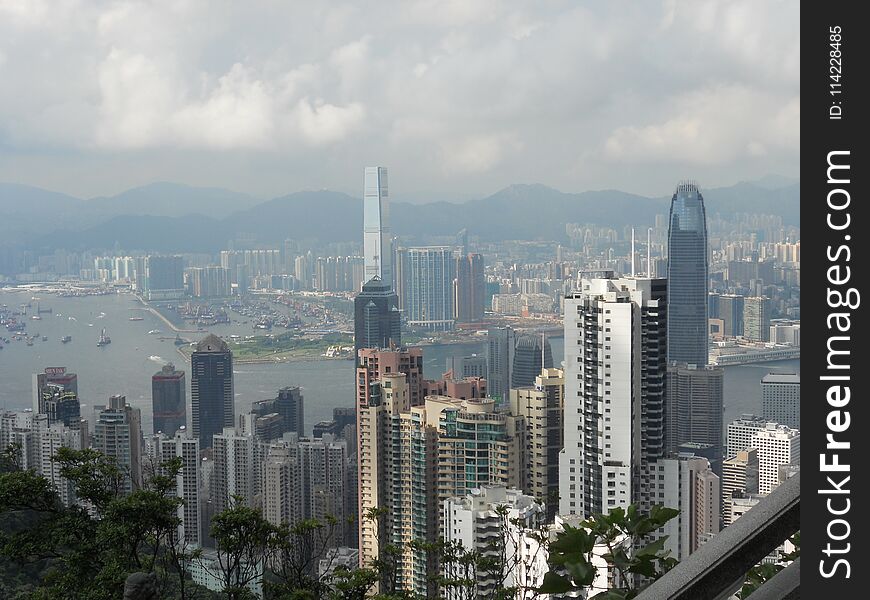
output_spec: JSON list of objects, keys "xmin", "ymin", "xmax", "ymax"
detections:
[{"xmin": 636, "ymin": 471, "xmax": 799, "ymax": 600}]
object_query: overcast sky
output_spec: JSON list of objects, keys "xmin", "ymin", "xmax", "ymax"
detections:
[{"xmin": 0, "ymin": 0, "xmax": 799, "ymax": 202}]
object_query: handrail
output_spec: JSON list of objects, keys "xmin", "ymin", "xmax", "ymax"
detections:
[{"xmin": 636, "ymin": 471, "xmax": 800, "ymax": 600}]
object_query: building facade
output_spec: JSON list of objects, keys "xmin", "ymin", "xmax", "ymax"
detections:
[
  {"xmin": 761, "ymin": 373, "xmax": 800, "ymax": 429},
  {"xmin": 152, "ymin": 363, "xmax": 186, "ymax": 436}
]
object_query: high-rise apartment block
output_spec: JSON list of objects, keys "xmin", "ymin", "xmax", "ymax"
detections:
[
  {"xmin": 560, "ymin": 276, "xmax": 668, "ymax": 519},
  {"xmin": 510, "ymin": 368, "xmax": 564, "ymax": 521},
  {"xmin": 191, "ymin": 335, "xmax": 234, "ymax": 450},
  {"xmin": 152, "ymin": 363, "xmax": 186, "ymax": 436},
  {"xmin": 154, "ymin": 428, "xmax": 201, "ymax": 546},
  {"xmin": 400, "ymin": 247, "xmax": 456, "ymax": 331},
  {"xmin": 442, "ymin": 487, "xmax": 543, "ymax": 599},
  {"xmin": 651, "ymin": 454, "xmax": 720, "ymax": 561},
  {"xmin": 666, "ymin": 182, "xmax": 709, "ymax": 365},
  {"xmin": 752, "ymin": 423, "xmax": 800, "ymax": 495},
  {"xmin": 188, "ymin": 266, "xmax": 232, "ymax": 298},
  {"xmin": 212, "ymin": 427, "xmax": 256, "ymax": 512},
  {"xmin": 92, "ymin": 395, "xmax": 144, "ymax": 495},
  {"xmin": 761, "ymin": 373, "xmax": 800, "ymax": 429}
]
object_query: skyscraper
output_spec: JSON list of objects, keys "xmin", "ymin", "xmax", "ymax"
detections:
[
  {"xmin": 191, "ymin": 335, "xmax": 234, "ymax": 450},
  {"xmin": 510, "ymin": 334, "xmax": 554, "ymax": 389},
  {"xmin": 453, "ymin": 253, "xmax": 486, "ymax": 324},
  {"xmin": 486, "ymin": 326, "xmax": 516, "ymax": 403},
  {"xmin": 666, "ymin": 182, "xmax": 709, "ymax": 365},
  {"xmin": 212, "ymin": 427, "xmax": 255, "ymax": 511},
  {"xmin": 560, "ymin": 276, "xmax": 668, "ymax": 519},
  {"xmin": 353, "ymin": 277, "xmax": 401, "ymax": 361},
  {"xmin": 402, "ymin": 247, "xmax": 456, "ymax": 331},
  {"xmin": 143, "ymin": 255, "xmax": 185, "ymax": 300},
  {"xmin": 665, "ymin": 364, "xmax": 724, "ymax": 462},
  {"xmin": 363, "ymin": 167, "xmax": 393, "ymax": 288},
  {"xmin": 152, "ymin": 363, "xmax": 186, "ymax": 436},
  {"xmin": 761, "ymin": 373, "xmax": 800, "ymax": 429},
  {"xmin": 722, "ymin": 449, "xmax": 759, "ymax": 526}
]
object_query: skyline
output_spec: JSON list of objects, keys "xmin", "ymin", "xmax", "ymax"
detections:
[{"xmin": 0, "ymin": 1, "xmax": 799, "ymax": 201}]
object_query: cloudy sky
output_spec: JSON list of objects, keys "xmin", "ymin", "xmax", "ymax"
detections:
[{"xmin": 0, "ymin": 0, "xmax": 799, "ymax": 202}]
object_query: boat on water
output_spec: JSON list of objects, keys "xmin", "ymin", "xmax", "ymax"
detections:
[
  {"xmin": 31, "ymin": 315, "xmax": 41, "ymax": 320},
  {"xmin": 41, "ymin": 336, "xmax": 47, "ymax": 341},
  {"xmin": 148, "ymin": 329, "xmax": 161, "ymax": 335},
  {"xmin": 61, "ymin": 335, "xmax": 72, "ymax": 343},
  {"xmin": 97, "ymin": 328, "xmax": 111, "ymax": 347},
  {"xmin": 129, "ymin": 316, "xmax": 144, "ymax": 321}
]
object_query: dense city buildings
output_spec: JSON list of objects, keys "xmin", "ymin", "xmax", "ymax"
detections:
[
  {"xmin": 761, "ymin": 373, "xmax": 800, "ymax": 429},
  {"xmin": 716, "ymin": 294, "xmax": 745, "ymax": 337},
  {"xmin": 353, "ymin": 277, "xmax": 401, "ymax": 361},
  {"xmin": 560, "ymin": 275, "xmax": 668, "ymax": 519},
  {"xmin": 445, "ymin": 354, "xmax": 487, "ymax": 380},
  {"xmin": 400, "ymin": 247, "xmax": 456, "ymax": 331},
  {"xmin": 453, "ymin": 252, "xmax": 486, "ymax": 323},
  {"xmin": 363, "ymin": 167, "xmax": 393, "ymax": 288},
  {"xmin": 191, "ymin": 334, "xmax": 235, "ymax": 449},
  {"xmin": 151, "ymin": 363, "xmax": 186, "ymax": 436},
  {"xmin": 666, "ymin": 182, "xmax": 709, "ymax": 366},
  {"xmin": 41, "ymin": 384, "xmax": 81, "ymax": 428}
]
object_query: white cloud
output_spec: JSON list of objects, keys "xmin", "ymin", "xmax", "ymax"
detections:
[{"xmin": 0, "ymin": 0, "xmax": 799, "ymax": 198}]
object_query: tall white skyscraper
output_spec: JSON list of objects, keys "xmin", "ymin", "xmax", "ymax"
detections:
[
  {"xmin": 559, "ymin": 275, "xmax": 668, "ymax": 519},
  {"xmin": 726, "ymin": 414, "xmax": 768, "ymax": 459},
  {"xmin": 363, "ymin": 166, "xmax": 392, "ymax": 289}
]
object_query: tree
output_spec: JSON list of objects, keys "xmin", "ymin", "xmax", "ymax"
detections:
[
  {"xmin": 538, "ymin": 504, "xmax": 679, "ymax": 600},
  {"xmin": 736, "ymin": 532, "xmax": 800, "ymax": 599},
  {"xmin": 210, "ymin": 497, "xmax": 277, "ymax": 599}
]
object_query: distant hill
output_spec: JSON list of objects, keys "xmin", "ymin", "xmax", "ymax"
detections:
[
  {"xmin": 86, "ymin": 182, "xmax": 262, "ymax": 218},
  {"xmin": 9, "ymin": 179, "xmax": 799, "ymax": 253}
]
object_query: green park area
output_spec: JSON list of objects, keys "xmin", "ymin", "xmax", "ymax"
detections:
[{"xmin": 179, "ymin": 332, "xmax": 354, "ymax": 363}]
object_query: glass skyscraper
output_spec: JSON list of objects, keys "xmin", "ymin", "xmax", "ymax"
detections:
[
  {"xmin": 666, "ymin": 182, "xmax": 709, "ymax": 366},
  {"xmin": 363, "ymin": 167, "xmax": 392, "ymax": 289}
]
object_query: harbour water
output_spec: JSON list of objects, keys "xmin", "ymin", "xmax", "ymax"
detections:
[{"xmin": 1, "ymin": 290, "xmax": 799, "ymax": 436}]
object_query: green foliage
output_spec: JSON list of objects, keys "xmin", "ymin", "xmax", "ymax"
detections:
[{"xmin": 538, "ymin": 504, "xmax": 680, "ymax": 599}]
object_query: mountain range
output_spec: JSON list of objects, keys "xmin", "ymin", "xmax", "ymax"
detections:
[{"xmin": 0, "ymin": 178, "xmax": 799, "ymax": 253}]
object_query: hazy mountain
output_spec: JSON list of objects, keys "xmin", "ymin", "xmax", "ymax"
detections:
[
  {"xmin": 15, "ymin": 178, "xmax": 799, "ymax": 252},
  {"xmin": 87, "ymin": 182, "xmax": 262, "ymax": 218}
]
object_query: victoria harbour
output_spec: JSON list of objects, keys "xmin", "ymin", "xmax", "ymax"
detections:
[{"xmin": 1, "ymin": 289, "xmax": 798, "ymax": 437}]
